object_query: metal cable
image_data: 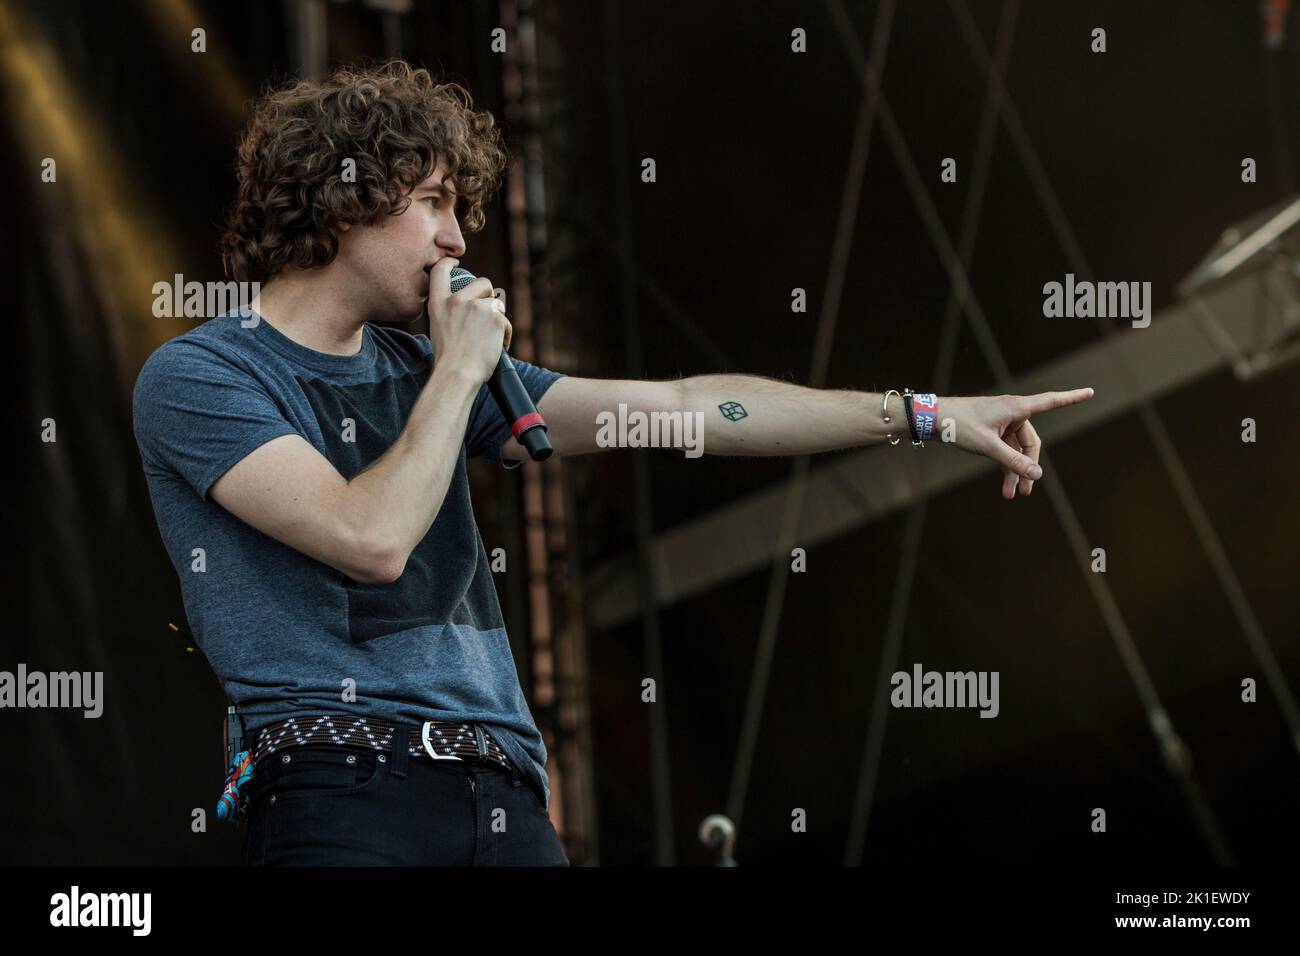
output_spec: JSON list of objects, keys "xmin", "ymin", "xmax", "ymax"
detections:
[
  {"xmin": 827, "ymin": 0, "xmax": 1234, "ymax": 863},
  {"xmin": 724, "ymin": 0, "xmax": 898, "ymax": 841},
  {"xmin": 844, "ymin": 0, "xmax": 1021, "ymax": 866},
  {"xmin": 949, "ymin": 0, "xmax": 1300, "ymax": 763},
  {"xmin": 602, "ymin": 0, "xmax": 676, "ymax": 865}
]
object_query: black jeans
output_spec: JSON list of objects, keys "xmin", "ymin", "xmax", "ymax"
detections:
[{"xmin": 240, "ymin": 732, "xmax": 570, "ymax": 866}]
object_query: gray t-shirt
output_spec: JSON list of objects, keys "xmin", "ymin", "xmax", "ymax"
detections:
[{"xmin": 132, "ymin": 309, "xmax": 564, "ymax": 808}]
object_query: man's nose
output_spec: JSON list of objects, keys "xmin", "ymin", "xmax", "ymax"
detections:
[{"xmin": 440, "ymin": 222, "xmax": 466, "ymax": 258}]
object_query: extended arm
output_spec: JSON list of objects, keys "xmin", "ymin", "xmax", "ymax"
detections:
[{"xmin": 509, "ymin": 373, "xmax": 1094, "ymax": 499}]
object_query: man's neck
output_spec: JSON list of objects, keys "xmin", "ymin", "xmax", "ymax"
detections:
[{"xmin": 248, "ymin": 271, "xmax": 370, "ymax": 356}]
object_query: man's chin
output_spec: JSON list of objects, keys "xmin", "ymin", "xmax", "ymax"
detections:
[{"xmin": 375, "ymin": 298, "xmax": 425, "ymax": 325}]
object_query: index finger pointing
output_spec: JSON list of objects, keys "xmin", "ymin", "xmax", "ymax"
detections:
[{"xmin": 1022, "ymin": 387, "xmax": 1095, "ymax": 416}]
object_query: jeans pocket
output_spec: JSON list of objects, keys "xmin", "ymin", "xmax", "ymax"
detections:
[{"xmin": 259, "ymin": 746, "xmax": 384, "ymax": 804}]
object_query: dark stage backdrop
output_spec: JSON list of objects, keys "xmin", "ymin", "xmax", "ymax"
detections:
[{"xmin": 4, "ymin": 0, "xmax": 1299, "ymax": 865}]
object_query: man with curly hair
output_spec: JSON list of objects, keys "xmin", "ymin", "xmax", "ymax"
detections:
[{"xmin": 132, "ymin": 60, "xmax": 1092, "ymax": 867}]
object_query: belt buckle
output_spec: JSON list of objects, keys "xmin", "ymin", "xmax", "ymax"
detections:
[{"xmin": 420, "ymin": 720, "xmax": 464, "ymax": 762}]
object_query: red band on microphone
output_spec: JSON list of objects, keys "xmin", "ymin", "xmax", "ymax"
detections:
[{"xmin": 510, "ymin": 412, "xmax": 545, "ymax": 439}]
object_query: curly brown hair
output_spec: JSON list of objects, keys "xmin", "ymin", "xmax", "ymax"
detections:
[{"xmin": 219, "ymin": 60, "xmax": 508, "ymax": 285}]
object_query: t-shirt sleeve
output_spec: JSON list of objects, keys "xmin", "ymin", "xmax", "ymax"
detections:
[
  {"xmin": 132, "ymin": 340, "xmax": 301, "ymax": 499},
  {"xmin": 464, "ymin": 355, "xmax": 567, "ymax": 470}
]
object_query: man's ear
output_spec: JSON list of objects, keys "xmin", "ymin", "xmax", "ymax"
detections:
[{"xmin": 336, "ymin": 221, "xmax": 351, "ymax": 232}]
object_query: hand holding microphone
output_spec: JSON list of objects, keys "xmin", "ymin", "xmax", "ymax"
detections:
[{"xmin": 426, "ymin": 258, "xmax": 552, "ymax": 462}]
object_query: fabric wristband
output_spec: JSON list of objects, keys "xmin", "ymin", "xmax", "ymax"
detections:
[{"xmin": 903, "ymin": 390, "xmax": 938, "ymax": 445}]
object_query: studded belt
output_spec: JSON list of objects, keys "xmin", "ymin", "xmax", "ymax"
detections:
[{"xmin": 250, "ymin": 715, "xmax": 514, "ymax": 772}]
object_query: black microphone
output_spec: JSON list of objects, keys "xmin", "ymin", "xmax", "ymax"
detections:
[{"xmin": 447, "ymin": 266, "xmax": 552, "ymax": 462}]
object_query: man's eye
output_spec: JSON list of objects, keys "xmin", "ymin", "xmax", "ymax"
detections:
[{"xmin": 425, "ymin": 196, "xmax": 441, "ymax": 207}]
